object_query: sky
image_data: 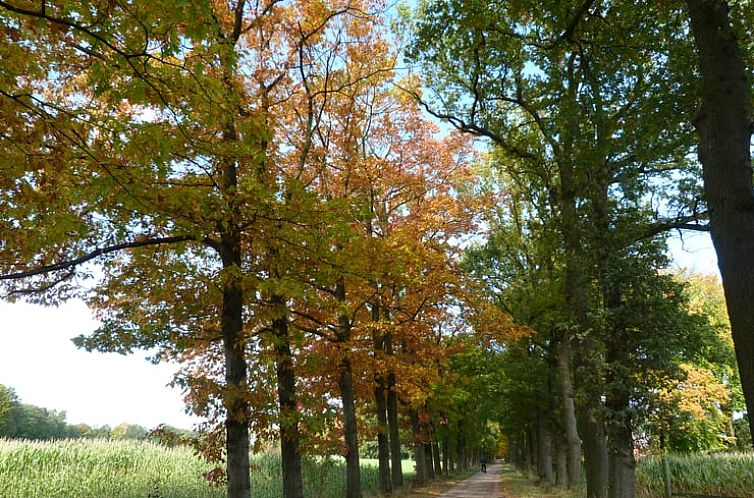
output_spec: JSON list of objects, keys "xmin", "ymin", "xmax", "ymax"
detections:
[
  {"xmin": 0, "ymin": 231, "xmax": 721, "ymax": 431},
  {"xmin": 0, "ymin": 299, "xmax": 199, "ymax": 429}
]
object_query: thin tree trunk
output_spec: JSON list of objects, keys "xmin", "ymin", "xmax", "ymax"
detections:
[
  {"xmin": 336, "ymin": 280, "xmax": 361, "ymax": 498},
  {"xmin": 538, "ymin": 411, "xmax": 554, "ymax": 484},
  {"xmin": 272, "ymin": 296, "xmax": 304, "ymax": 498},
  {"xmin": 385, "ymin": 330, "xmax": 404, "ymax": 488},
  {"xmin": 372, "ymin": 303, "xmax": 392, "ymax": 494},
  {"xmin": 456, "ymin": 431, "xmax": 465, "ymax": 471},
  {"xmin": 442, "ymin": 436, "xmax": 450, "ymax": 476},
  {"xmin": 686, "ymin": 0, "xmax": 754, "ymax": 446},
  {"xmin": 340, "ymin": 357, "xmax": 362, "ymax": 498},
  {"xmin": 523, "ymin": 429, "xmax": 533, "ymax": 478},
  {"xmin": 432, "ymin": 441, "xmax": 442, "ymax": 479},
  {"xmin": 411, "ymin": 410, "xmax": 427, "ymax": 485}
]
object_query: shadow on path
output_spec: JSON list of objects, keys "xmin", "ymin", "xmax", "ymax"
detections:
[{"xmin": 438, "ymin": 463, "xmax": 502, "ymax": 498}]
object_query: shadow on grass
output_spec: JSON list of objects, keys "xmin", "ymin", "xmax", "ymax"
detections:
[{"xmin": 500, "ymin": 465, "xmax": 583, "ymax": 498}]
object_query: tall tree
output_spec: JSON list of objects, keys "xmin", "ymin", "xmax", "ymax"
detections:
[
  {"xmin": 0, "ymin": 2, "xmax": 380, "ymax": 497},
  {"xmin": 684, "ymin": 0, "xmax": 754, "ymax": 445}
]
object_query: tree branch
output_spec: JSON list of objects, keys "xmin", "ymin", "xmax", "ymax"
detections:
[{"xmin": 1, "ymin": 235, "xmax": 212, "ymax": 281}]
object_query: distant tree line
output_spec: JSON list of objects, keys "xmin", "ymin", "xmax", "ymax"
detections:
[{"xmin": 0, "ymin": 384, "xmax": 190, "ymax": 441}]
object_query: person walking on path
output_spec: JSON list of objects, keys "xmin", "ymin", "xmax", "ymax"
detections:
[
  {"xmin": 480, "ymin": 457, "xmax": 487, "ymax": 473},
  {"xmin": 439, "ymin": 463, "xmax": 501, "ymax": 498}
]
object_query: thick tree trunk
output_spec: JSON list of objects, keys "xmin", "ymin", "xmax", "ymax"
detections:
[
  {"xmin": 557, "ymin": 339, "xmax": 582, "ymax": 487},
  {"xmin": 579, "ymin": 402, "xmax": 609, "ymax": 498},
  {"xmin": 686, "ymin": 0, "xmax": 754, "ymax": 446},
  {"xmin": 424, "ymin": 441, "xmax": 435, "ymax": 479},
  {"xmin": 221, "ymin": 256, "xmax": 250, "ymax": 498},
  {"xmin": 336, "ymin": 280, "xmax": 361, "ymax": 498},
  {"xmin": 339, "ymin": 357, "xmax": 362, "ymax": 498},
  {"xmin": 538, "ymin": 411, "xmax": 554, "ymax": 484},
  {"xmin": 272, "ymin": 297, "xmax": 304, "ymax": 498},
  {"xmin": 385, "ymin": 331, "xmax": 404, "ymax": 489},
  {"xmin": 555, "ymin": 426, "xmax": 569, "ymax": 488},
  {"xmin": 606, "ymin": 392, "xmax": 635, "ymax": 498}
]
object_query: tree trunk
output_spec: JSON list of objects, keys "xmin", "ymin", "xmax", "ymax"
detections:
[
  {"xmin": 339, "ymin": 357, "xmax": 362, "ymax": 498},
  {"xmin": 432, "ymin": 441, "xmax": 442, "ymax": 479},
  {"xmin": 557, "ymin": 339, "xmax": 582, "ymax": 487},
  {"xmin": 579, "ymin": 403, "xmax": 609, "ymax": 498},
  {"xmin": 523, "ymin": 429, "xmax": 533, "ymax": 478},
  {"xmin": 375, "ymin": 383, "xmax": 391, "ymax": 493},
  {"xmin": 686, "ymin": 0, "xmax": 754, "ymax": 447},
  {"xmin": 336, "ymin": 280, "xmax": 361, "ymax": 498},
  {"xmin": 385, "ymin": 330, "xmax": 404, "ymax": 489},
  {"xmin": 442, "ymin": 437, "xmax": 450, "ymax": 476},
  {"xmin": 272, "ymin": 297, "xmax": 304, "ymax": 498},
  {"xmin": 606, "ymin": 392, "xmax": 635, "ymax": 498},
  {"xmin": 555, "ymin": 426, "xmax": 569, "ymax": 488},
  {"xmin": 372, "ymin": 304, "xmax": 392, "ymax": 494},
  {"xmin": 221, "ymin": 255, "xmax": 250, "ymax": 498},
  {"xmin": 411, "ymin": 410, "xmax": 427, "ymax": 485},
  {"xmin": 538, "ymin": 411, "xmax": 554, "ymax": 484},
  {"xmin": 424, "ymin": 441, "xmax": 435, "ymax": 479}
]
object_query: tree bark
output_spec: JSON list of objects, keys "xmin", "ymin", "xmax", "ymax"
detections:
[
  {"xmin": 557, "ymin": 338, "xmax": 582, "ymax": 487},
  {"xmin": 538, "ymin": 411, "xmax": 554, "ymax": 484},
  {"xmin": 606, "ymin": 389, "xmax": 635, "ymax": 498},
  {"xmin": 372, "ymin": 303, "xmax": 392, "ymax": 494},
  {"xmin": 555, "ymin": 426, "xmax": 569, "ymax": 488},
  {"xmin": 220, "ymin": 248, "xmax": 250, "ymax": 498},
  {"xmin": 432, "ymin": 441, "xmax": 442, "ymax": 479},
  {"xmin": 339, "ymin": 357, "xmax": 362, "ymax": 498},
  {"xmin": 385, "ymin": 330, "xmax": 404, "ymax": 488},
  {"xmin": 219, "ymin": 113, "xmax": 250, "ymax": 497},
  {"xmin": 578, "ymin": 395, "xmax": 609, "ymax": 498},
  {"xmin": 411, "ymin": 409, "xmax": 427, "ymax": 485},
  {"xmin": 424, "ymin": 441, "xmax": 436, "ymax": 479},
  {"xmin": 375, "ymin": 384, "xmax": 391, "ymax": 492},
  {"xmin": 686, "ymin": 0, "xmax": 754, "ymax": 446},
  {"xmin": 336, "ymin": 280, "xmax": 361, "ymax": 498},
  {"xmin": 272, "ymin": 296, "xmax": 304, "ymax": 498}
]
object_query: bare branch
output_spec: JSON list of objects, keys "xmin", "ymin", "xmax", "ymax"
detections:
[{"xmin": 1, "ymin": 235, "xmax": 213, "ymax": 281}]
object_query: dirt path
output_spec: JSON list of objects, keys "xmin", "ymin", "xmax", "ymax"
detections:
[{"xmin": 438, "ymin": 463, "xmax": 503, "ymax": 498}]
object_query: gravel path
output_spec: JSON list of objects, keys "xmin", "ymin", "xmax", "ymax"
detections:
[{"xmin": 438, "ymin": 463, "xmax": 503, "ymax": 498}]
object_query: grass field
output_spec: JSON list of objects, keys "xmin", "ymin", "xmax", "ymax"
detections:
[
  {"xmin": 0, "ymin": 438, "xmax": 418, "ymax": 498},
  {"xmin": 636, "ymin": 452, "xmax": 754, "ymax": 498},
  {"xmin": 502, "ymin": 452, "xmax": 754, "ymax": 498}
]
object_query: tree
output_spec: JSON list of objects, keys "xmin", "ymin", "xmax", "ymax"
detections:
[
  {"xmin": 684, "ymin": 0, "xmax": 754, "ymax": 446},
  {"xmin": 404, "ymin": 2, "xmax": 710, "ymax": 496},
  {"xmin": 0, "ymin": 2, "xmax": 383, "ymax": 497}
]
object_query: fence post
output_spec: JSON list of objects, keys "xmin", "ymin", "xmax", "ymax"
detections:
[{"xmin": 661, "ymin": 455, "xmax": 672, "ymax": 498}]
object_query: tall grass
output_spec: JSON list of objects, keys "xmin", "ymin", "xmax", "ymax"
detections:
[
  {"xmin": 636, "ymin": 452, "xmax": 754, "ymax": 498},
  {"xmin": 0, "ymin": 438, "xmax": 395, "ymax": 498}
]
